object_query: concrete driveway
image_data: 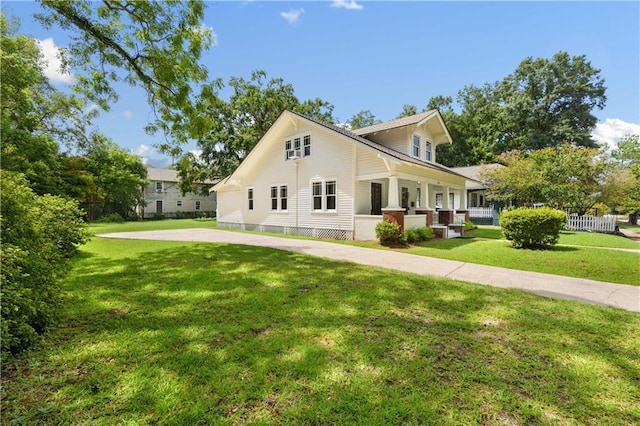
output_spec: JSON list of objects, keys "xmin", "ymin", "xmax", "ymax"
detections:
[{"xmin": 98, "ymin": 228, "xmax": 640, "ymax": 312}]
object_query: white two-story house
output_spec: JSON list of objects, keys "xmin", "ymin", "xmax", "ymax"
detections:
[
  {"xmin": 142, "ymin": 167, "xmax": 217, "ymax": 219},
  {"xmin": 213, "ymin": 110, "xmax": 469, "ymax": 240}
]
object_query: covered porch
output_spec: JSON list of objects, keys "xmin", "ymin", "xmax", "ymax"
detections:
[{"xmin": 353, "ymin": 173, "xmax": 468, "ymax": 240}]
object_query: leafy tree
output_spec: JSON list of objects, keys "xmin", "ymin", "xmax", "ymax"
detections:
[
  {"xmin": 0, "ymin": 14, "xmax": 92, "ymax": 195},
  {"xmin": 36, "ymin": 0, "xmax": 216, "ymax": 144},
  {"xmin": 347, "ymin": 110, "xmax": 380, "ymax": 130},
  {"xmin": 179, "ymin": 70, "xmax": 335, "ymax": 183},
  {"xmin": 484, "ymin": 144, "xmax": 611, "ymax": 214},
  {"xmin": 397, "ymin": 104, "xmax": 418, "ymax": 118},
  {"xmin": 496, "ymin": 52, "xmax": 606, "ymax": 151},
  {"xmin": 609, "ymin": 134, "xmax": 640, "ymax": 223},
  {"xmin": 432, "ymin": 52, "xmax": 606, "ymax": 166},
  {"xmin": 85, "ymin": 135, "xmax": 148, "ymax": 220}
]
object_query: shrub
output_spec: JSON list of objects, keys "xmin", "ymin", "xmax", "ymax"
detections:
[
  {"xmin": 405, "ymin": 228, "xmax": 419, "ymax": 243},
  {"xmin": 416, "ymin": 226, "xmax": 435, "ymax": 241},
  {"xmin": 97, "ymin": 213, "xmax": 125, "ymax": 223},
  {"xmin": 1, "ymin": 172, "xmax": 88, "ymax": 358},
  {"xmin": 375, "ymin": 220, "xmax": 402, "ymax": 246},
  {"xmin": 151, "ymin": 212, "xmax": 165, "ymax": 220},
  {"xmin": 500, "ymin": 207, "xmax": 566, "ymax": 249},
  {"xmin": 464, "ymin": 221, "xmax": 477, "ymax": 232}
]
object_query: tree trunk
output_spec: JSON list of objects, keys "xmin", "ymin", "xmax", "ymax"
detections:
[{"xmin": 629, "ymin": 213, "xmax": 638, "ymax": 225}]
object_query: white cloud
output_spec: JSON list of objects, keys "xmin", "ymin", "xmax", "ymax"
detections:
[
  {"xmin": 193, "ymin": 24, "xmax": 218, "ymax": 47},
  {"xmin": 280, "ymin": 8, "xmax": 304, "ymax": 24},
  {"xmin": 592, "ymin": 118, "xmax": 640, "ymax": 151},
  {"xmin": 122, "ymin": 110, "xmax": 133, "ymax": 120},
  {"xmin": 331, "ymin": 0, "xmax": 364, "ymax": 10},
  {"xmin": 36, "ymin": 38, "xmax": 74, "ymax": 84}
]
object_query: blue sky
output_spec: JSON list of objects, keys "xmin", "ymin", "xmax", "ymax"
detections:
[{"xmin": 5, "ymin": 1, "xmax": 640, "ymax": 167}]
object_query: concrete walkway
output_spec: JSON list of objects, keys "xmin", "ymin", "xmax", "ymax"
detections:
[{"xmin": 98, "ymin": 229, "xmax": 640, "ymax": 313}]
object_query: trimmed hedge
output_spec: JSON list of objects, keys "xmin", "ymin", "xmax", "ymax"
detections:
[
  {"xmin": 375, "ymin": 220, "xmax": 402, "ymax": 246},
  {"xmin": 500, "ymin": 207, "xmax": 566, "ymax": 249}
]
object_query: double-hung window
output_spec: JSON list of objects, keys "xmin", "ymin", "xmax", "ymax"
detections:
[
  {"xmin": 285, "ymin": 134, "xmax": 311, "ymax": 160},
  {"xmin": 248, "ymin": 188, "xmax": 254, "ymax": 210},
  {"xmin": 311, "ymin": 179, "xmax": 337, "ymax": 212},
  {"xmin": 280, "ymin": 186, "xmax": 288, "ymax": 210},
  {"xmin": 195, "ymin": 200, "xmax": 201, "ymax": 210},
  {"xmin": 303, "ymin": 135, "xmax": 311, "ymax": 157},
  {"xmin": 271, "ymin": 186, "xmax": 278, "ymax": 210},
  {"xmin": 413, "ymin": 135, "xmax": 420, "ymax": 158},
  {"xmin": 271, "ymin": 185, "xmax": 288, "ymax": 211},
  {"xmin": 425, "ymin": 141, "xmax": 432, "ymax": 162},
  {"xmin": 155, "ymin": 181, "xmax": 163, "ymax": 192}
]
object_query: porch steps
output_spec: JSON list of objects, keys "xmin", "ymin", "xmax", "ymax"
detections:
[{"xmin": 447, "ymin": 229, "xmax": 461, "ymax": 239}]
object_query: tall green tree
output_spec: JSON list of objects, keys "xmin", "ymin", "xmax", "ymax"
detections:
[
  {"xmin": 178, "ymin": 70, "xmax": 335, "ymax": 186},
  {"xmin": 85, "ymin": 135, "xmax": 148, "ymax": 220},
  {"xmin": 609, "ymin": 134, "xmax": 640, "ymax": 223},
  {"xmin": 432, "ymin": 52, "xmax": 606, "ymax": 166},
  {"xmin": 0, "ymin": 14, "xmax": 91, "ymax": 195},
  {"xmin": 397, "ymin": 104, "xmax": 418, "ymax": 118},
  {"xmin": 496, "ymin": 52, "xmax": 606, "ymax": 152},
  {"xmin": 35, "ymin": 0, "xmax": 216, "ymax": 144},
  {"xmin": 347, "ymin": 110, "xmax": 379, "ymax": 130},
  {"xmin": 483, "ymin": 144, "xmax": 611, "ymax": 214}
]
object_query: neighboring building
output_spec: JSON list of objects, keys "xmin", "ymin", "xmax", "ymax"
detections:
[
  {"xmin": 213, "ymin": 110, "xmax": 471, "ymax": 240},
  {"xmin": 141, "ymin": 167, "xmax": 216, "ymax": 219},
  {"xmin": 450, "ymin": 164, "xmax": 503, "ymax": 208}
]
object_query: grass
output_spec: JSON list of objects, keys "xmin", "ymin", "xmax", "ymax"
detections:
[
  {"xmin": 88, "ymin": 218, "xmax": 217, "ymax": 235},
  {"xmin": 618, "ymin": 220, "xmax": 640, "ymax": 232},
  {"xmin": 2, "ymin": 237, "xmax": 639, "ymax": 425}
]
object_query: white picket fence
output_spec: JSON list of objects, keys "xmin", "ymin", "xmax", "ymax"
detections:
[
  {"xmin": 565, "ymin": 214, "xmax": 616, "ymax": 233},
  {"xmin": 468, "ymin": 207, "xmax": 493, "ymax": 218}
]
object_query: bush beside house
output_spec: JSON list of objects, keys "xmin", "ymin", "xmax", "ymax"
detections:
[{"xmin": 500, "ymin": 207, "xmax": 566, "ymax": 249}]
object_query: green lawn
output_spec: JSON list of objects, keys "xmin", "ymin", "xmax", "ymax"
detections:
[
  {"xmin": 88, "ymin": 218, "xmax": 217, "ymax": 234},
  {"xmin": 2, "ymin": 238, "xmax": 639, "ymax": 425}
]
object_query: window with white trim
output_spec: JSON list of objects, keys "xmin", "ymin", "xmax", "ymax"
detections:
[
  {"xmin": 195, "ymin": 200, "xmax": 201, "ymax": 210},
  {"xmin": 177, "ymin": 200, "xmax": 182, "ymax": 207},
  {"xmin": 413, "ymin": 135, "xmax": 420, "ymax": 158},
  {"xmin": 416, "ymin": 187, "xmax": 421, "ymax": 209},
  {"xmin": 280, "ymin": 185, "xmax": 288, "ymax": 210},
  {"xmin": 271, "ymin": 186, "xmax": 278, "ymax": 210},
  {"xmin": 284, "ymin": 140, "xmax": 292, "ymax": 160},
  {"xmin": 155, "ymin": 181, "xmax": 163, "ymax": 191},
  {"xmin": 425, "ymin": 141, "xmax": 432, "ymax": 161},
  {"xmin": 449, "ymin": 193, "xmax": 455, "ymax": 209},
  {"xmin": 270, "ymin": 185, "xmax": 288, "ymax": 211},
  {"xmin": 311, "ymin": 179, "xmax": 337, "ymax": 211},
  {"xmin": 248, "ymin": 188, "xmax": 254, "ymax": 210},
  {"xmin": 285, "ymin": 134, "xmax": 311, "ymax": 160},
  {"xmin": 435, "ymin": 193, "xmax": 443, "ymax": 208},
  {"xmin": 303, "ymin": 135, "xmax": 311, "ymax": 157}
]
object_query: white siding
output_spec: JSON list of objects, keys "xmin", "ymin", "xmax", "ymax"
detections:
[
  {"xmin": 144, "ymin": 181, "xmax": 216, "ymax": 217},
  {"xmin": 223, "ymin": 125, "xmax": 355, "ymax": 231}
]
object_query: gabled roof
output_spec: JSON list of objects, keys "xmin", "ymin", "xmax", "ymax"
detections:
[
  {"xmin": 450, "ymin": 164, "xmax": 503, "ymax": 189},
  {"xmin": 147, "ymin": 166, "xmax": 216, "ymax": 185},
  {"xmin": 213, "ymin": 110, "xmax": 469, "ymax": 191},
  {"xmin": 353, "ymin": 110, "xmax": 437, "ymax": 136},
  {"xmin": 147, "ymin": 167, "xmax": 179, "ymax": 182},
  {"xmin": 287, "ymin": 110, "xmax": 468, "ymax": 179}
]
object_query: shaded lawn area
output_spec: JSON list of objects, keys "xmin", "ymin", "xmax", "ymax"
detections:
[
  {"xmin": 2, "ymin": 238, "xmax": 639, "ymax": 425},
  {"xmin": 468, "ymin": 226, "xmax": 640, "ymax": 250},
  {"xmin": 405, "ymin": 238, "xmax": 639, "ymax": 286},
  {"xmin": 88, "ymin": 218, "xmax": 217, "ymax": 235}
]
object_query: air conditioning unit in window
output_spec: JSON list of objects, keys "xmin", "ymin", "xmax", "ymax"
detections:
[{"xmin": 287, "ymin": 149, "xmax": 301, "ymax": 160}]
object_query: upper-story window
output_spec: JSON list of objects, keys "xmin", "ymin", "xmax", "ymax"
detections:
[
  {"xmin": 285, "ymin": 134, "xmax": 311, "ymax": 160},
  {"xmin": 155, "ymin": 181, "xmax": 163, "ymax": 192},
  {"xmin": 425, "ymin": 141, "xmax": 432, "ymax": 162},
  {"xmin": 248, "ymin": 188, "xmax": 254, "ymax": 210},
  {"xmin": 412, "ymin": 135, "xmax": 420, "ymax": 158},
  {"xmin": 303, "ymin": 135, "xmax": 311, "ymax": 157}
]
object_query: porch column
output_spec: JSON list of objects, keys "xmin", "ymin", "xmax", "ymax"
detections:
[
  {"xmin": 417, "ymin": 181, "xmax": 434, "ymax": 226},
  {"xmin": 442, "ymin": 186, "xmax": 450, "ymax": 209},
  {"xmin": 387, "ymin": 175, "xmax": 400, "ymax": 209},
  {"xmin": 459, "ymin": 187, "xmax": 467, "ymax": 209}
]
